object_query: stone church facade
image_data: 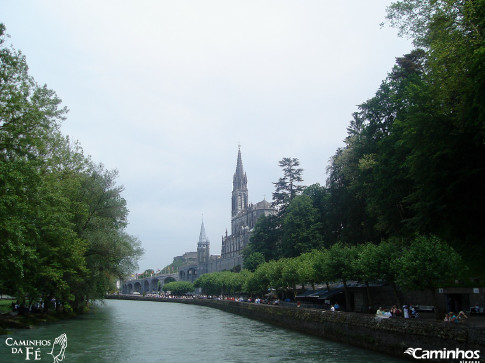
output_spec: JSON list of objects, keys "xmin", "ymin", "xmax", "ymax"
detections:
[
  {"xmin": 210, "ymin": 147, "xmax": 275, "ymax": 271},
  {"xmin": 220, "ymin": 148, "xmax": 274, "ymax": 258},
  {"xmin": 179, "ymin": 148, "xmax": 275, "ymax": 279}
]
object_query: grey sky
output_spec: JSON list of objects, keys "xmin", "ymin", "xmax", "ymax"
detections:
[{"xmin": 1, "ymin": 1, "xmax": 411, "ymax": 272}]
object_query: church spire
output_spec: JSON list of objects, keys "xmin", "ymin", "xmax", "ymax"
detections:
[
  {"xmin": 199, "ymin": 218, "xmax": 209, "ymax": 243},
  {"xmin": 197, "ymin": 218, "xmax": 210, "ymax": 269},
  {"xmin": 232, "ymin": 146, "xmax": 248, "ymax": 218},
  {"xmin": 233, "ymin": 146, "xmax": 247, "ymax": 190}
]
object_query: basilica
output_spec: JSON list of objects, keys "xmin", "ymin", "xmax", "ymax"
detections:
[
  {"xmin": 178, "ymin": 148, "xmax": 275, "ymax": 280},
  {"xmin": 220, "ymin": 147, "xmax": 274, "ymax": 261}
]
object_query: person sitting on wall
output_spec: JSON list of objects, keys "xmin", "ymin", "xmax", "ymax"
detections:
[
  {"xmin": 333, "ymin": 302, "xmax": 340, "ymax": 311},
  {"xmin": 375, "ymin": 307, "xmax": 390, "ymax": 319},
  {"xmin": 456, "ymin": 311, "xmax": 468, "ymax": 321},
  {"xmin": 403, "ymin": 305, "xmax": 410, "ymax": 319}
]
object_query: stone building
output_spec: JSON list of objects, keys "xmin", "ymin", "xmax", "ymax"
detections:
[
  {"xmin": 173, "ymin": 252, "xmax": 198, "ymax": 266},
  {"xmin": 196, "ymin": 219, "xmax": 211, "ymax": 275},
  {"xmin": 178, "ymin": 220, "xmax": 216, "ymax": 282},
  {"xmin": 179, "ymin": 147, "xmax": 275, "ymax": 278},
  {"xmin": 216, "ymin": 147, "xmax": 275, "ymax": 269}
]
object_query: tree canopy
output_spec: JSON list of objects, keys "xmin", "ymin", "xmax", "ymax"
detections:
[
  {"xmin": 0, "ymin": 24, "xmax": 143, "ymax": 312},
  {"xmin": 247, "ymin": 0, "xmax": 483, "ymax": 281}
]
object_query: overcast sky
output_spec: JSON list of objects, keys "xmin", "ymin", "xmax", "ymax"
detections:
[{"xmin": 2, "ymin": 1, "xmax": 412, "ymax": 272}]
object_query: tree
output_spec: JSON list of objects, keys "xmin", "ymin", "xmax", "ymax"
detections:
[
  {"xmin": 312, "ymin": 249, "xmax": 332, "ymax": 292},
  {"xmin": 194, "ymin": 273, "xmax": 219, "ymax": 295},
  {"xmin": 281, "ymin": 258, "xmax": 301, "ymax": 298},
  {"xmin": 244, "ymin": 261, "xmax": 274, "ymax": 297},
  {"xmin": 272, "ymin": 157, "xmax": 304, "ymax": 212},
  {"xmin": 319, "ymin": 243, "xmax": 359, "ymax": 311},
  {"xmin": 302, "ymin": 184, "xmax": 336, "ymax": 247},
  {"xmin": 385, "ymin": 0, "xmax": 485, "ymax": 275},
  {"xmin": 394, "ymin": 235, "xmax": 466, "ymax": 318},
  {"xmin": 296, "ymin": 251, "xmax": 318, "ymax": 291},
  {"xmin": 280, "ymin": 195, "xmax": 323, "ymax": 257},
  {"xmin": 247, "ymin": 214, "xmax": 282, "ymax": 261},
  {"xmin": 163, "ymin": 281, "xmax": 194, "ymax": 296},
  {"xmin": 231, "ymin": 269, "xmax": 252, "ymax": 294},
  {"xmin": 0, "ymin": 25, "xmax": 143, "ymax": 310},
  {"xmin": 0, "ymin": 23, "xmax": 73, "ymax": 305},
  {"xmin": 194, "ymin": 271, "xmax": 251, "ymax": 296},
  {"xmin": 113, "ymin": 233, "xmax": 144, "ymax": 282},
  {"xmin": 243, "ymin": 252, "xmax": 265, "ymax": 272},
  {"xmin": 353, "ymin": 241, "xmax": 404, "ymax": 308},
  {"xmin": 326, "ymin": 145, "xmax": 378, "ymax": 245}
]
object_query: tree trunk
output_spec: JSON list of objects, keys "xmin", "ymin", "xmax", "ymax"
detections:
[
  {"xmin": 391, "ymin": 282, "xmax": 401, "ymax": 307},
  {"xmin": 365, "ymin": 281, "xmax": 373, "ymax": 313},
  {"xmin": 432, "ymin": 288, "xmax": 442, "ymax": 320},
  {"xmin": 343, "ymin": 280, "xmax": 351, "ymax": 312}
]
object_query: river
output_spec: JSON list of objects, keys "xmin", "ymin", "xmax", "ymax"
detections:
[{"xmin": 1, "ymin": 299, "xmax": 406, "ymax": 362}]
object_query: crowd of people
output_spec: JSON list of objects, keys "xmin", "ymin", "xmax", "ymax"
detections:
[
  {"xmin": 444, "ymin": 311, "xmax": 468, "ymax": 322},
  {"xmin": 375, "ymin": 305, "xmax": 418, "ymax": 319},
  {"xmin": 11, "ymin": 300, "xmax": 49, "ymax": 314}
]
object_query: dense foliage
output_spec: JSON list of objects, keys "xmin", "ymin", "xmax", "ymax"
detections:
[
  {"xmin": 196, "ymin": 235, "xmax": 465, "ymax": 310},
  {"xmin": 0, "ymin": 24, "xmax": 143, "ymax": 312},
  {"xmin": 246, "ymin": 0, "xmax": 484, "ymax": 278},
  {"xmin": 162, "ymin": 281, "xmax": 194, "ymax": 296}
]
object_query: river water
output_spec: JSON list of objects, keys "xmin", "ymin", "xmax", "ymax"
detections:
[{"xmin": 1, "ymin": 299, "xmax": 406, "ymax": 362}]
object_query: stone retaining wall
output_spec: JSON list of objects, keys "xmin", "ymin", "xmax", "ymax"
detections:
[{"xmin": 107, "ymin": 295, "xmax": 485, "ymax": 360}]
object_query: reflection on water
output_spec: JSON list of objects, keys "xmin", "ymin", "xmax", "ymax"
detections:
[{"xmin": 1, "ymin": 300, "xmax": 406, "ymax": 362}]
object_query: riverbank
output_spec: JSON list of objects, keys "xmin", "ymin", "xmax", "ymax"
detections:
[
  {"xmin": 0, "ymin": 299, "xmax": 84, "ymax": 334},
  {"xmin": 0, "ymin": 310, "xmax": 82, "ymax": 333},
  {"xmin": 107, "ymin": 295, "xmax": 485, "ymax": 360}
]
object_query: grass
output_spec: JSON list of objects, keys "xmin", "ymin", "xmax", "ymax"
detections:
[{"xmin": 0, "ymin": 299, "xmax": 14, "ymax": 314}]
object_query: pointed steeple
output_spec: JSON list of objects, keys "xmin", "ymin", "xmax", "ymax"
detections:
[
  {"xmin": 233, "ymin": 146, "xmax": 247, "ymax": 190},
  {"xmin": 232, "ymin": 146, "xmax": 248, "ymax": 218},
  {"xmin": 199, "ymin": 219, "xmax": 209, "ymax": 243},
  {"xmin": 197, "ymin": 218, "xmax": 210, "ymax": 268},
  {"xmin": 236, "ymin": 146, "xmax": 244, "ymax": 176}
]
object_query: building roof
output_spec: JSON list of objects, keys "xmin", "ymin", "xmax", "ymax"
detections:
[{"xmin": 254, "ymin": 199, "xmax": 272, "ymax": 210}]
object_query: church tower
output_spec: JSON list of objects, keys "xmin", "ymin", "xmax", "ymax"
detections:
[
  {"xmin": 197, "ymin": 219, "xmax": 210, "ymax": 272},
  {"xmin": 232, "ymin": 147, "xmax": 248, "ymax": 218}
]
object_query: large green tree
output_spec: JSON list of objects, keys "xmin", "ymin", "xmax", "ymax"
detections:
[
  {"xmin": 163, "ymin": 281, "xmax": 194, "ymax": 296},
  {"xmin": 385, "ymin": 0, "xmax": 485, "ymax": 274},
  {"xmin": 0, "ymin": 24, "xmax": 143, "ymax": 311},
  {"xmin": 315, "ymin": 243, "xmax": 359, "ymax": 311},
  {"xmin": 246, "ymin": 214, "xmax": 282, "ymax": 261},
  {"xmin": 272, "ymin": 157, "xmax": 304, "ymax": 212},
  {"xmin": 395, "ymin": 235, "xmax": 466, "ymax": 317},
  {"xmin": 280, "ymin": 195, "xmax": 323, "ymax": 257}
]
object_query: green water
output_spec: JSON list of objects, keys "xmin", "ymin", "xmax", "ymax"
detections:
[{"xmin": 0, "ymin": 299, "xmax": 406, "ymax": 362}]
